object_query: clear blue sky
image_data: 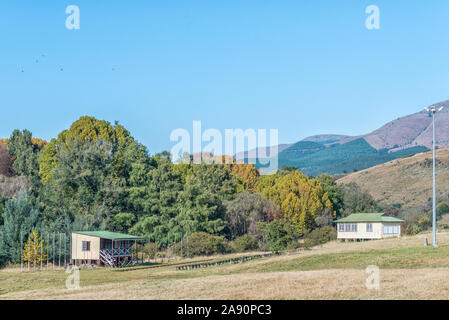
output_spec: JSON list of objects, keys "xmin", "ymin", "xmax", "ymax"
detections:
[{"xmin": 1, "ymin": 1, "xmax": 449, "ymax": 154}]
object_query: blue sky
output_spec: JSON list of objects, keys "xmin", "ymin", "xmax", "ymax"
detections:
[{"xmin": 1, "ymin": 1, "xmax": 449, "ymax": 154}]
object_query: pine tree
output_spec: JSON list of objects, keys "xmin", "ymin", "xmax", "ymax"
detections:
[{"xmin": 0, "ymin": 191, "xmax": 39, "ymax": 265}]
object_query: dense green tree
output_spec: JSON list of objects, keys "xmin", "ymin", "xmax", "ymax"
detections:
[
  {"xmin": 174, "ymin": 163, "xmax": 239, "ymax": 236},
  {"xmin": 7, "ymin": 130, "xmax": 41, "ymax": 190},
  {"xmin": 258, "ymin": 220, "xmax": 298, "ymax": 253},
  {"xmin": 223, "ymin": 192, "xmax": 280, "ymax": 239},
  {"xmin": 316, "ymin": 174, "xmax": 344, "ymax": 217},
  {"xmin": 0, "ymin": 196, "xmax": 5, "ymax": 226},
  {"xmin": 39, "ymin": 140, "xmax": 123, "ymax": 229},
  {"xmin": 172, "ymin": 153, "xmax": 195, "ymax": 184},
  {"xmin": 129, "ymin": 157, "xmax": 182, "ymax": 242},
  {"xmin": 0, "ymin": 191, "xmax": 39, "ymax": 266},
  {"xmin": 109, "ymin": 212, "xmax": 136, "ymax": 232},
  {"xmin": 436, "ymin": 202, "xmax": 449, "ymax": 220},
  {"xmin": 340, "ymin": 182, "xmax": 375, "ymax": 216},
  {"xmin": 38, "ymin": 116, "xmax": 143, "ymax": 183}
]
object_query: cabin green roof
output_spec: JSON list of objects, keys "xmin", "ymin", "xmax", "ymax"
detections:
[
  {"xmin": 334, "ymin": 213, "xmax": 404, "ymax": 223},
  {"xmin": 73, "ymin": 231, "xmax": 143, "ymax": 240}
]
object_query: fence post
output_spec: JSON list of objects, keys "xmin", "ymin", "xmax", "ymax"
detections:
[
  {"xmin": 180, "ymin": 234, "xmax": 183, "ymax": 259},
  {"xmin": 147, "ymin": 237, "xmax": 150, "ymax": 263},
  {"xmin": 33, "ymin": 233, "xmax": 36, "ymax": 272},
  {"xmin": 64, "ymin": 233, "xmax": 66, "ymax": 267},
  {"xmin": 154, "ymin": 238, "xmax": 157, "ymax": 263},
  {"xmin": 20, "ymin": 232, "xmax": 23, "ymax": 273},
  {"xmin": 174, "ymin": 233, "xmax": 177, "ymax": 261},
  {"xmin": 53, "ymin": 233, "xmax": 55, "ymax": 270},
  {"xmin": 69, "ymin": 233, "xmax": 72, "ymax": 266},
  {"xmin": 27, "ymin": 233, "xmax": 30, "ymax": 272},
  {"xmin": 40, "ymin": 235, "xmax": 43, "ymax": 271},
  {"xmin": 187, "ymin": 235, "xmax": 189, "ymax": 259},
  {"xmin": 58, "ymin": 233, "xmax": 61, "ymax": 267},
  {"xmin": 46, "ymin": 233, "xmax": 49, "ymax": 271},
  {"xmin": 167, "ymin": 236, "xmax": 170, "ymax": 263}
]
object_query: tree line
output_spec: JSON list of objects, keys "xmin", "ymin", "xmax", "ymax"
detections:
[{"xmin": 0, "ymin": 116, "xmax": 377, "ymax": 267}]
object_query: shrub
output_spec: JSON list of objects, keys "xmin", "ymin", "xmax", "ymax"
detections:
[
  {"xmin": 258, "ymin": 220, "xmax": 298, "ymax": 253},
  {"xmin": 418, "ymin": 216, "xmax": 431, "ymax": 231},
  {"xmin": 436, "ymin": 202, "xmax": 449, "ymax": 220},
  {"xmin": 230, "ymin": 234, "xmax": 259, "ymax": 253},
  {"xmin": 304, "ymin": 226, "xmax": 337, "ymax": 249},
  {"xmin": 184, "ymin": 232, "xmax": 226, "ymax": 257}
]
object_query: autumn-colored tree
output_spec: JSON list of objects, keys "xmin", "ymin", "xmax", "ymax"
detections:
[
  {"xmin": 225, "ymin": 160, "xmax": 260, "ymax": 192},
  {"xmin": 30, "ymin": 138, "xmax": 48, "ymax": 150},
  {"xmin": 23, "ymin": 229, "xmax": 47, "ymax": 267},
  {"xmin": 256, "ymin": 171, "xmax": 334, "ymax": 235}
]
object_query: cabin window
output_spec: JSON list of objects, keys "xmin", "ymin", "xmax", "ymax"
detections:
[
  {"xmin": 383, "ymin": 225, "xmax": 399, "ymax": 234},
  {"xmin": 339, "ymin": 224, "xmax": 344, "ymax": 232},
  {"xmin": 82, "ymin": 241, "xmax": 91, "ymax": 251},
  {"xmin": 366, "ymin": 223, "xmax": 373, "ymax": 232},
  {"xmin": 351, "ymin": 224, "xmax": 357, "ymax": 232},
  {"xmin": 345, "ymin": 224, "xmax": 350, "ymax": 232}
]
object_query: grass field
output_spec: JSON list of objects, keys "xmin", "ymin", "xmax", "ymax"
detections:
[{"xmin": 1, "ymin": 232, "xmax": 449, "ymax": 300}]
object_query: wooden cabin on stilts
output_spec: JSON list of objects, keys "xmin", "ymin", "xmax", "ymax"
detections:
[{"xmin": 71, "ymin": 231, "xmax": 144, "ymax": 267}]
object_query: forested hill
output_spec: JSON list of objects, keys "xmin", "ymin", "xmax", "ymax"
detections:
[{"xmin": 276, "ymin": 138, "xmax": 428, "ymax": 176}]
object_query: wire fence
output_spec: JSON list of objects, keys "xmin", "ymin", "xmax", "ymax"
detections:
[
  {"xmin": 19, "ymin": 231, "xmax": 70, "ymax": 272},
  {"xmin": 18, "ymin": 231, "xmax": 195, "ymax": 272}
]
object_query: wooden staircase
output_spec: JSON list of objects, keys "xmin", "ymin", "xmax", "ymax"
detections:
[{"xmin": 99, "ymin": 250, "xmax": 114, "ymax": 267}]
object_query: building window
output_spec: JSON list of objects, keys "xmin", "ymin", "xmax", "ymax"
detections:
[
  {"xmin": 383, "ymin": 225, "xmax": 399, "ymax": 234},
  {"xmin": 393, "ymin": 225, "xmax": 399, "ymax": 234},
  {"xmin": 82, "ymin": 241, "xmax": 91, "ymax": 251},
  {"xmin": 366, "ymin": 223, "xmax": 373, "ymax": 232},
  {"xmin": 351, "ymin": 223, "xmax": 357, "ymax": 232},
  {"xmin": 345, "ymin": 224, "xmax": 351, "ymax": 232},
  {"xmin": 339, "ymin": 224, "xmax": 344, "ymax": 232}
]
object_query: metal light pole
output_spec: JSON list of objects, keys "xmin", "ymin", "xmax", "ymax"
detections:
[{"xmin": 425, "ymin": 105, "xmax": 444, "ymax": 247}]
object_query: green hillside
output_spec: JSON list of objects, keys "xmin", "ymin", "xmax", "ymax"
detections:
[{"xmin": 253, "ymin": 138, "xmax": 428, "ymax": 176}]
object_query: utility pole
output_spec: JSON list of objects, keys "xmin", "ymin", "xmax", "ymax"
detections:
[{"xmin": 425, "ymin": 105, "xmax": 444, "ymax": 247}]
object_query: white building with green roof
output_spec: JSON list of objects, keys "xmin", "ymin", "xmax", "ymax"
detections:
[{"xmin": 334, "ymin": 213, "xmax": 404, "ymax": 240}]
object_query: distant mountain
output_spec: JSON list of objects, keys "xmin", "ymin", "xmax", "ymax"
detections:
[
  {"xmin": 336, "ymin": 100, "xmax": 449, "ymax": 151},
  {"xmin": 235, "ymin": 144, "xmax": 292, "ymax": 161},
  {"xmin": 247, "ymin": 100, "xmax": 449, "ymax": 175},
  {"xmin": 301, "ymin": 134, "xmax": 351, "ymax": 145}
]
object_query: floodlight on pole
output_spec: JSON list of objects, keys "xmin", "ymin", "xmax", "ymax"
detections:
[{"xmin": 425, "ymin": 105, "xmax": 444, "ymax": 247}]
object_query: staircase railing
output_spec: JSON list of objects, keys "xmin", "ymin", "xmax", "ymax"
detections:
[
  {"xmin": 99, "ymin": 249, "xmax": 114, "ymax": 267},
  {"xmin": 102, "ymin": 248, "xmax": 131, "ymax": 257}
]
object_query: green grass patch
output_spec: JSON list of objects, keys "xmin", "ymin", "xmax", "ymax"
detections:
[{"xmin": 241, "ymin": 245, "xmax": 449, "ymax": 273}]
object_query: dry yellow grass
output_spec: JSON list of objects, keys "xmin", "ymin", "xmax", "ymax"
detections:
[
  {"xmin": 3, "ymin": 268, "xmax": 449, "ymax": 300},
  {"xmin": 2, "ymin": 231, "xmax": 449, "ymax": 300},
  {"xmin": 337, "ymin": 148, "xmax": 449, "ymax": 208}
]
